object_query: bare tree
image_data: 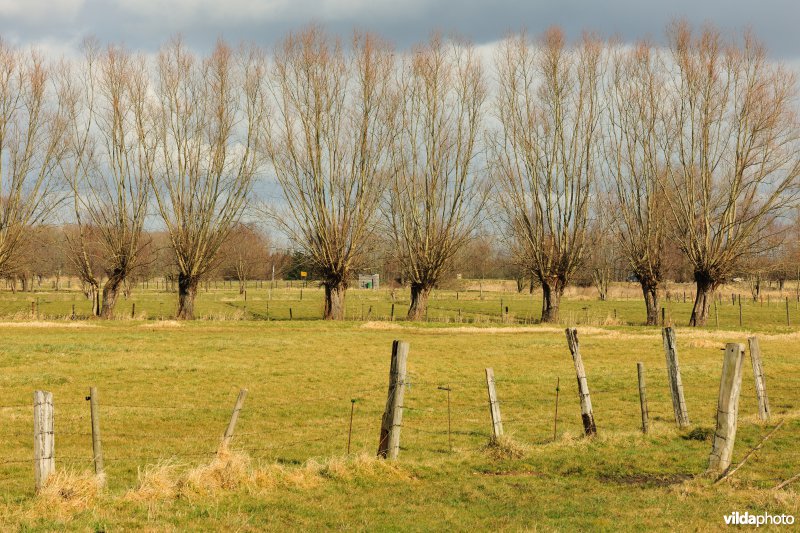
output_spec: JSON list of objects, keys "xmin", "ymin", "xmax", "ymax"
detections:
[
  {"xmin": 603, "ymin": 42, "xmax": 672, "ymax": 324},
  {"xmin": 386, "ymin": 36, "xmax": 487, "ymax": 320},
  {"xmin": 0, "ymin": 43, "xmax": 68, "ymax": 281},
  {"xmin": 147, "ymin": 39, "xmax": 267, "ymax": 319},
  {"xmin": 584, "ymin": 201, "xmax": 620, "ymax": 302},
  {"xmin": 265, "ymin": 27, "xmax": 395, "ymax": 319},
  {"xmin": 218, "ymin": 222, "xmax": 271, "ymax": 293},
  {"xmin": 492, "ymin": 29, "xmax": 605, "ymax": 322},
  {"xmin": 61, "ymin": 43, "xmax": 152, "ymax": 318},
  {"xmin": 662, "ymin": 22, "xmax": 800, "ymax": 326}
]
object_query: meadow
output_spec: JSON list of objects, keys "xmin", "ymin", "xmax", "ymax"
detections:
[{"xmin": 0, "ymin": 282, "xmax": 798, "ymax": 530}]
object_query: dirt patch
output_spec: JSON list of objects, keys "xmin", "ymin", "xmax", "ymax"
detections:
[
  {"xmin": 0, "ymin": 321, "xmax": 97, "ymax": 329},
  {"xmin": 598, "ymin": 472, "xmax": 694, "ymax": 487},
  {"xmin": 139, "ymin": 320, "xmax": 182, "ymax": 328},
  {"xmin": 475, "ymin": 470, "xmax": 544, "ymax": 477}
]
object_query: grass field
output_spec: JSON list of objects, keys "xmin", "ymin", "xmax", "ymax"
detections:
[{"xmin": 1, "ymin": 284, "xmax": 799, "ymax": 530}]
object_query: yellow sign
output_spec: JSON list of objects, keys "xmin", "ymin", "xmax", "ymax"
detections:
[{"xmin": 300, "ymin": 271, "xmax": 307, "ymax": 278}]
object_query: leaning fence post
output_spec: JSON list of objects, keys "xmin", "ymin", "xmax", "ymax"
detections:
[
  {"xmin": 662, "ymin": 327, "xmax": 690, "ymax": 428},
  {"xmin": 637, "ymin": 362, "xmax": 649, "ymax": 434},
  {"xmin": 33, "ymin": 390, "xmax": 54, "ymax": 492},
  {"xmin": 747, "ymin": 337, "xmax": 770, "ymax": 421},
  {"xmin": 222, "ymin": 389, "xmax": 248, "ymax": 448},
  {"xmin": 377, "ymin": 340, "xmax": 409, "ymax": 459},
  {"xmin": 485, "ymin": 368, "xmax": 504, "ymax": 440},
  {"xmin": 709, "ymin": 343, "xmax": 746, "ymax": 473},
  {"xmin": 86, "ymin": 387, "xmax": 105, "ymax": 485},
  {"xmin": 565, "ymin": 328, "xmax": 597, "ymax": 436}
]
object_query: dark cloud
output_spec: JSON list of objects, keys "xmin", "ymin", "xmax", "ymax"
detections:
[{"xmin": 1, "ymin": 0, "xmax": 798, "ymax": 60}]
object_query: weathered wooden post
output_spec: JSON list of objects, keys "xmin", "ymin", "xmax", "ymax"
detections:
[
  {"xmin": 709, "ymin": 343, "xmax": 746, "ymax": 473},
  {"xmin": 86, "ymin": 387, "xmax": 105, "ymax": 485},
  {"xmin": 438, "ymin": 386, "xmax": 452, "ymax": 452},
  {"xmin": 637, "ymin": 362, "xmax": 649, "ymax": 434},
  {"xmin": 738, "ymin": 296, "xmax": 743, "ymax": 327},
  {"xmin": 786, "ymin": 297, "xmax": 790, "ymax": 326},
  {"xmin": 33, "ymin": 390, "xmax": 54, "ymax": 492},
  {"xmin": 347, "ymin": 399, "xmax": 356, "ymax": 454},
  {"xmin": 131, "ymin": 303, "xmax": 136, "ymax": 319},
  {"xmin": 553, "ymin": 376, "xmax": 560, "ymax": 441},
  {"xmin": 747, "ymin": 337, "xmax": 770, "ymax": 421},
  {"xmin": 565, "ymin": 329, "xmax": 597, "ymax": 436},
  {"xmin": 222, "ymin": 389, "xmax": 248, "ymax": 448},
  {"xmin": 377, "ymin": 340, "xmax": 409, "ymax": 459},
  {"xmin": 485, "ymin": 368, "xmax": 504, "ymax": 440},
  {"xmin": 662, "ymin": 327, "xmax": 690, "ymax": 428}
]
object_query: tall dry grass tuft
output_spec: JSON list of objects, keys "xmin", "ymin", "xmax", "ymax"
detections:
[
  {"xmin": 31, "ymin": 470, "xmax": 103, "ymax": 521},
  {"xmin": 126, "ymin": 461, "xmax": 183, "ymax": 501},
  {"xmin": 483, "ymin": 434, "xmax": 528, "ymax": 460},
  {"xmin": 182, "ymin": 446, "xmax": 251, "ymax": 497},
  {"xmin": 126, "ymin": 448, "xmax": 412, "ymax": 502}
]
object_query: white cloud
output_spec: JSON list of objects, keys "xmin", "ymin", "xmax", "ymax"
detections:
[
  {"xmin": 111, "ymin": 0, "xmax": 426, "ymax": 25},
  {"xmin": 0, "ymin": 0, "xmax": 84, "ymax": 21}
]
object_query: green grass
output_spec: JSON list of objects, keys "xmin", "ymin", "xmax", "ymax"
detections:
[
  {"xmin": 8, "ymin": 279, "xmax": 800, "ymax": 331},
  {"xmin": 0, "ymin": 284, "xmax": 798, "ymax": 530}
]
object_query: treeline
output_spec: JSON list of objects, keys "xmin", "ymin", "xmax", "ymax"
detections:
[{"xmin": 0, "ymin": 21, "xmax": 798, "ymax": 325}]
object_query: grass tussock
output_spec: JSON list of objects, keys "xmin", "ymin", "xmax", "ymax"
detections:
[
  {"xmin": 126, "ymin": 448, "xmax": 411, "ymax": 502},
  {"xmin": 126, "ymin": 461, "xmax": 183, "ymax": 501},
  {"xmin": 483, "ymin": 435, "xmax": 528, "ymax": 460},
  {"xmin": 32, "ymin": 470, "xmax": 103, "ymax": 520},
  {"xmin": 182, "ymin": 446, "xmax": 251, "ymax": 497}
]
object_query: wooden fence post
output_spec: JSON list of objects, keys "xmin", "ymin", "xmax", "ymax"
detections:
[
  {"xmin": 637, "ymin": 362, "xmax": 649, "ymax": 434},
  {"xmin": 786, "ymin": 297, "xmax": 790, "ymax": 326},
  {"xmin": 709, "ymin": 343, "xmax": 746, "ymax": 472},
  {"xmin": 377, "ymin": 340, "xmax": 409, "ymax": 459},
  {"xmin": 738, "ymin": 296, "xmax": 743, "ymax": 327},
  {"xmin": 87, "ymin": 387, "xmax": 105, "ymax": 485},
  {"xmin": 485, "ymin": 368, "xmax": 504, "ymax": 440},
  {"xmin": 662, "ymin": 327, "xmax": 690, "ymax": 428},
  {"xmin": 33, "ymin": 390, "xmax": 54, "ymax": 492},
  {"xmin": 747, "ymin": 337, "xmax": 770, "ymax": 421},
  {"xmin": 222, "ymin": 389, "xmax": 248, "ymax": 448},
  {"xmin": 565, "ymin": 328, "xmax": 597, "ymax": 436}
]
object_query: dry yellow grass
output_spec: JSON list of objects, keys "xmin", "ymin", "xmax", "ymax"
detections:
[
  {"xmin": 0, "ymin": 321, "xmax": 97, "ymax": 328},
  {"xmin": 125, "ymin": 447, "xmax": 411, "ymax": 503},
  {"xmin": 30, "ymin": 470, "xmax": 103, "ymax": 521},
  {"xmin": 483, "ymin": 434, "xmax": 528, "ymax": 460}
]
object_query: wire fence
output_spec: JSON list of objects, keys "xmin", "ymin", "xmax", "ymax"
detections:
[{"xmin": 2, "ymin": 349, "xmax": 799, "ymax": 497}]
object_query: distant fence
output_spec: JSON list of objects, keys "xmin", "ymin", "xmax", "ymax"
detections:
[{"xmin": 5, "ymin": 285, "xmax": 800, "ymax": 327}]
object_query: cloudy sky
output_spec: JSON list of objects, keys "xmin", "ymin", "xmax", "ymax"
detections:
[{"xmin": 2, "ymin": 0, "xmax": 799, "ymax": 62}]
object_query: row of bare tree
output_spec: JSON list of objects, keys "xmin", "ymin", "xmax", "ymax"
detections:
[{"xmin": 0, "ymin": 21, "xmax": 798, "ymax": 324}]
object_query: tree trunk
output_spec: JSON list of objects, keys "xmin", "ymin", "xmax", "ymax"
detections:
[
  {"xmin": 516, "ymin": 277, "xmax": 525, "ymax": 293},
  {"xmin": 641, "ymin": 280, "xmax": 659, "ymax": 326},
  {"xmin": 90, "ymin": 282, "xmax": 101, "ymax": 317},
  {"xmin": 177, "ymin": 273, "xmax": 198, "ymax": 320},
  {"xmin": 541, "ymin": 278, "xmax": 564, "ymax": 323},
  {"xmin": 689, "ymin": 272, "xmax": 716, "ymax": 327},
  {"xmin": 100, "ymin": 273, "xmax": 124, "ymax": 319},
  {"xmin": 323, "ymin": 280, "xmax": 346, "ymax": 320},
  {"xmin": 407, "ymin": 283, "xmax": 432, "ymax": 321}
]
